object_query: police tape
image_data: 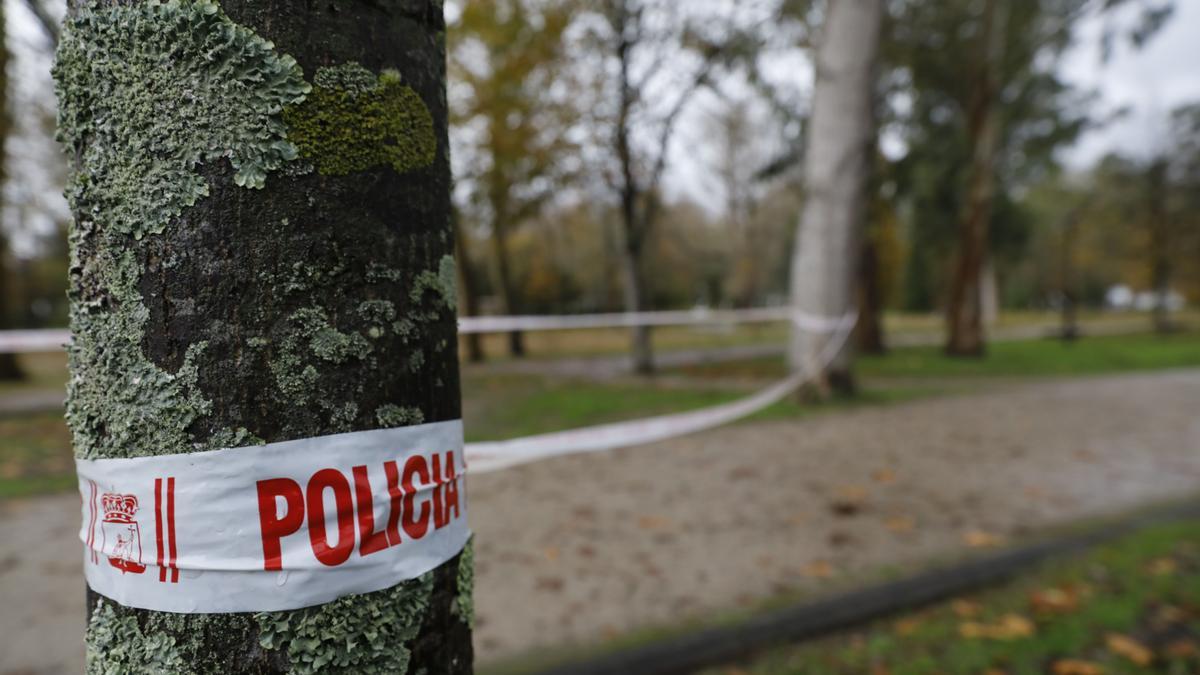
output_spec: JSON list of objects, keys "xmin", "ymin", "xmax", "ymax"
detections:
[
  {"xmin": 462, "ymin": 310, "xmax": 859, "ymax": 474},
  {"xmin": 1, "ymin": 306, "xmax": 816, "ymax": 353},
  {"xmin": 456, "ymin": 306, "xmax": 839, "ymax": 333},
  {"xmin": 77, "ymin": 420, "xmax": 469, "ymax": 613}
]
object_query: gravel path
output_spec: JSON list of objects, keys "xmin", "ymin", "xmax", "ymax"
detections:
[{"xmin": 2, "ymin": 369, "xmax": 1199, "ymax": 674}]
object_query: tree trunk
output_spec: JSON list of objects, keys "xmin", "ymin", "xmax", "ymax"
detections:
[
  {"xmin": 0, "ymin": 3, "xmax": 24, "ymax": 383},
  {"xmin": 945, "ymin": 0, "xmax": 1006, "ymax": 357},
  {"xmin": 855, "ymin": 237, "xmax": 886, "ymax": 354},
  {"xmin": 788, "ymin": 0, "xmax": 883, "ymax": 395},
  {"xmin": 618, "ymin": 237, "xmax": 654, "ymax": 374},
  {"xmin": 1146, "ymin": 161, "xmax": 1173, "ymax": 334},
  {"xmin": 488, "ymin": 210, "xmax": 525, "ymax": 357},
  {"xmin": 453, "ymin": 208, "xmax": 485, "ymax": 363},
  {"xmin": 57, "ymin": 1, "xmax": 471, "ymax": 672}
]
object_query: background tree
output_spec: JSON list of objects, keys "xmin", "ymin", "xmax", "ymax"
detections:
[
  {"xmin": 582, "ymin": 0, "xmax": 750, "ymax": 373},
  {"xmin": 56, "ymin": 0, "xmax": 470, "ymax": 671},
  {"xmin": 449, "ymin": 0, "xmax": 580, "ymax": 358},
  {"xmin": 0, "ymin": 0, "xmax": 23, "ymax": 381},
  {"xmin": 788, "ymin": 0, "xmax": 883, "ymax": 394}
]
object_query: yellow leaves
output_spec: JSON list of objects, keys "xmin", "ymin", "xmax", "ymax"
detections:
[
  {"xmin": 951, "ymin": 599, "xmax": 981, "ymax": 618},
  {"xmin": 958, "ymin": 613, "xmax": 1034, "ymax": 640},
  {"xmin": 1146, "ymin": 556, "xmax": 1178, "ymax": 576},
  {"xmin": 963, "ymin": 529, "xmax": 1006, "ymax": 549},
  {"xmin": 636, "ymin": 515, "xmax": 672, "ymax": 530},
  {"xmin": 1029, "ymin": 586, "xmax": 1080, "ymax": 615},
  {"xmin": 802, "ymin": 559, "xmax": 836, "ymax": 579},
  {"xmin": 885, "ymin": 515, "xmax": 916, "ymax": 534},
  {"xmin": 1104, "ymin": 633, "xmax": 1153, "ymax": 666},
  {"xmin": 1051, "ymin": 659, "xmax": 1104, "ymax": 675},
  {"xmin": 542, "ymin": 546, "xmax": 559, "ymax": 562},
  {"xmin": 872, "ymin": 468, "xmax": 897, "ymax": 484}
]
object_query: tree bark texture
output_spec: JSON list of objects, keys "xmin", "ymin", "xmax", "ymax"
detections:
[
  {"xmin": 56, "ymin": 1, "xmax": 471, "ymax": 672},
  {"xmin": 788, "ymin": 0, "xmax": 882, "ymax": 392},
  {"xmin": 944, "ymin": 0, "xmax": 1006, "ymax": 356}
]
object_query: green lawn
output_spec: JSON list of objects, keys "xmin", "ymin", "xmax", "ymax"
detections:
[
  {"xmin": 0, "ymin": 410, "xmax": 75, "ymax": 499},
  {"xmin": 713, "ymin": 520, "xmax": 1200, "ymax": 675}
]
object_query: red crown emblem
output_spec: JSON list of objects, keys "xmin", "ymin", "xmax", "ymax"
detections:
[{"xmin": 101, "ymin": 494, "xmax": 139, "ymax": 523}]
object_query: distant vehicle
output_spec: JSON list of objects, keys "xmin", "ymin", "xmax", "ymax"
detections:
[{"xmin": 1105, "ymin": 284, "xmax": 1186, "ymax": 312}]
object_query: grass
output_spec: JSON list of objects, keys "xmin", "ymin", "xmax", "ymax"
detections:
[
  {"xmin": 709, "ymin": 519, "xmax": 1200, "ymax": 675},
  {"xmin": 0, "ymin": 410, "xmax": 75, "ymax": 499}
]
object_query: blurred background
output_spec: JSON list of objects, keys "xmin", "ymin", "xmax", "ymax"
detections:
[{"xmin": 2, "ymin": 0, "xmax": 1200, "ymax": 673}]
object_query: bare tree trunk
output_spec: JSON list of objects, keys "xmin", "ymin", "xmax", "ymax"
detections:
[
  {"xmin": 488, "ymin": 210, "xmax": 526, "ymax": 357},
  {"xmin": 789, "ymin": 0, "xmax": 883, "ymax": 395},
  {"xmin": 453, "ymin": 208, "xmax": 485, "ymax": 362},
  {"xmin": 1058, "ymin": 204, "xmax": 1083, "ymax": 341},
  {"xmin": 945, "ymin": 0, "xmax": 1006, "ymax": 357},
  {"xmin": 58, "ymin": 1, "xmax": 471, "ymax": 671},
  {"xmin": 1146, "ymin": 161, "xmax": 1173, "ymax": 334},
  {"xmin": 618, "ymin": 236, "xmax": 654, "ymax": 374},
  {"xmin": 856, "ymin": 237, "xmax": 886, "ymax": 354},
  {"xmin": 0, "ymin": 3, "xmax": 23, "ymax": 382}
]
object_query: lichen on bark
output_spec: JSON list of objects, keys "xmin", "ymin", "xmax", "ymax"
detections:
[
  {"xmin": 256, "ymin": 571, "xmax": 434, "ymax": 674},
  {"xmin": 54, "ymin": 0, "xmax": 309, "ymax": 460},
  {"xmin": 284, "ymin": 63, "xmax": 437, "ymax": 176}
]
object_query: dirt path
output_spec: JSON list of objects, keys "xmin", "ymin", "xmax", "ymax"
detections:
[{"xmin": 3, "ymin": 369, "xmax": 1199, "ymax": 674}]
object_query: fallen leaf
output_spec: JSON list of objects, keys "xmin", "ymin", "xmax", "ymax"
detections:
[
  {"xmin": 952, "ymin": 599, "xmax": 981, "ymax": 618},
  {"xmin": 982, "ymin": 670, "xmax": 1008, "ymax": 675},
  {"xmin": 893, "ymin": 617, "xmax": 922, "ymax": 636},
  {"xmin": 872, "ymin": 468, "xmax": 896, "ymax": 484},
  {"xmin": 637, "ymin": 515, "xmax": 672, "ymax": 530},
  {"xmin": 959, "ymin": 614, "xmax": 1034, "ymax": 640},
  {"xmin": 786, "ymin": 513, "xmax": 809, "ymax": 526},
  {"xmin": 1105, "ymin": 633, "xmax": 1153, "ymax": 666},
  {"xmin": 963, "ymin": 530, "xmax": 1006, "ymax": 549},
  {"xmin": 1030, "ymin": 587, "xmax": 1079, "ymax": 615},
  {"xmin": 886, "ymin": 515, "xmax": 916, "ymax": 533},
  {"xmin": 1052, "ymin": 659, "xmax": 1103, "ymax": 675},
  {"xmin": 1165, "ymin": 639, "xmax": 1198, "ymax": 658},
  {"xmin": 542, "ymin": 547, "xmax": 559, "ymax": 562},
  {"xmin": 802, "ymin": 559, "xmax": 835, "ymax": 579},
  {"xmin": 1146, "ymin": 557, "xmax": 1178, "ymax": 576}
]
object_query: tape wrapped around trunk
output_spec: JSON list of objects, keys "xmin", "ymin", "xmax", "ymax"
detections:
[{"xmin": 77, "ymin": 420, "xmax": 469, "ymax": 613}]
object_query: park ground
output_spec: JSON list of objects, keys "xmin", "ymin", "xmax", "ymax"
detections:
[
  {"xmin": 0, "ymin": 311, "xmax": 1198, "ymax": 673},
  {"xmin": 700, "ymin": 519, "xmax": 1200, "ymax": 675}
]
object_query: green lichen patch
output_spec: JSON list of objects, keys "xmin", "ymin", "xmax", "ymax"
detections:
[
  {"xmin": 268, "ymin": 307, "xmax": 373, "ymax": 407},
  {"xmin": 284, "ymin": 63, "xmax": 437, "ymax": 176},
  {"xmin": 54, "ymin": 0, "xmax": 310, "ymax": 239},
  {"xmin": 410, "ymin": 255, "xmax": 458, "ymax": 313},
  {"xmin": 257, "ymin": 571, "xmax": 435, "ymax": 674},
  {"xmin": 87, "ymin": 598, "xmax": 186, "ymax": 674},
  {"xmin": 454, "ymin": 539, "xmax": 475, "ymax": 629},
  {"xmin": 375, "ymin": 404, "xmax": 424, "ymax": 427}
]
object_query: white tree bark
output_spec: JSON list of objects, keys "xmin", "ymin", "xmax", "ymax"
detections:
[{"xmin": 788, "ymin": 0, "xmax": 882, "ymax": 385}]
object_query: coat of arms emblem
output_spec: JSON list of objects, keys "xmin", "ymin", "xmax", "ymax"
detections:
[{"xmin": 100, "ymin": 493, "xmax": 147, "ymax": 574}]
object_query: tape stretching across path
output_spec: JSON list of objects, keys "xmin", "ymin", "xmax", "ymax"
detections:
[
  {"xmin": 77, "ymin": 421, "xmax": 468, "ymax": 613},
  {"xmin": 464, "ymin": 311, "xmax": 858, "ymax": 474},
  {"xmin": 1, "ymin": 306, "xmax": 823, "ymax": 353}
]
